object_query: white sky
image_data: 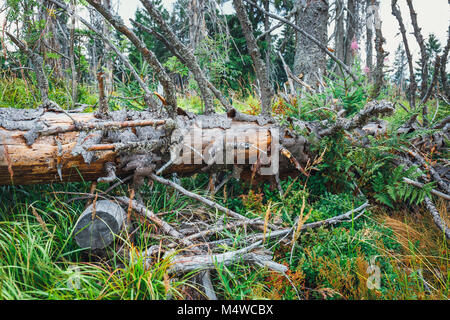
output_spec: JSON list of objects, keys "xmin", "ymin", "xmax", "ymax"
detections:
[{"xmin": 115, "ymin": 0, "xmax": 450, "ymax": 67}]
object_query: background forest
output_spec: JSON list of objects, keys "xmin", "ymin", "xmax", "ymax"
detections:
[{"xmin": 0, "ymin": 0, "xmax": 449, "ymax": 300}]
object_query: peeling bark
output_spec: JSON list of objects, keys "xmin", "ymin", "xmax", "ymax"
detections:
[{"xmin": 0, "ymin": 100, "xmax": 393, "ymax": 186}]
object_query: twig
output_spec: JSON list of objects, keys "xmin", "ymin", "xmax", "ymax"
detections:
[
  {"xmin": 403, "ymin": 177, "xmax": 450, "ymax": 201},
  {"xmin": 165, "ymin": 241, "xmax": 287, "ymax": 274},
  {"xmin": 318, "ymin": 100, "xmax": 395, "ymax": 137},
  {"xmin": 185, "ymin": 220, "xmax": 260, "ymax": 242},
  {"xmin": 424, "ymin": 196, "xmax": 450, "ymax": 239},
  {"xmin": 209, "ymin": 202, "xmax": 369, "ymax": 247},
  {"xmin": 150, "ymin": 173, "xmax": 275, "ymax": 230},
  {"xmin": 116, "ymin": 196, "xmax": 198, "ymax": 250}
]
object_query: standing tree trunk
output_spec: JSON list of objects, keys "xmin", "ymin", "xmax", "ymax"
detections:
[
  {"xmin": 69, "ymin": 0, "xmax": 78, "ymax": 107},
  {"xmin": 334, "ymin": 0, "xmax": 346, "ymax": 76},
  {"xmin": 264, "ymin": 0, "xmax": 272, "ymax": 81},
  {"xmin": 391, "ymin": 0, "xmax": 417, "ymax": 109},
  {"xmin": 102, "ymin": 0, "xmax": 114, "ymax": 95},
  {"xmin": 232, "ymin": 0, "xmax": 274, "ymax": 116},
  {"xmin": 406, "ymin": 0, "xmax": 429, "ymax": 99},
  {"xmin": 293, "ymin": 0, "xmax": 329, "ymax": 90},
  {"xmin": 440, "ymin": 26, "xmax": 450, "ymax": 100},
  {"xmin": 188, "ymin": 0, "xmax": 208, "ymax": 53},
  {"xmin": 344, "ymin": 0, "xmax": 356, "ymax": 66},
  {"xmin": 41, "ymin": 0, "xmax": 65, "ymax": 80},
  {"xmin": 371, "ymin": 7, "xmax": 387, "ymax": 99},
  {"xmin": 365, "ymin": 0, "xmax": 374, "ymax": 76}
]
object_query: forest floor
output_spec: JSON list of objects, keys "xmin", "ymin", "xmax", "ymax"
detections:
[{"xmin": 0, "ymin": 77, "xmax": 448, "ymax": 300}]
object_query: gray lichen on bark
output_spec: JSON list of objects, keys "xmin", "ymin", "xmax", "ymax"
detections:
[{"xmin": 293, "ymin": 0, "xmax": 329, "ymax": 90}]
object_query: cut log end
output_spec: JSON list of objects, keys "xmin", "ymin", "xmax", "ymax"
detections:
[{"xmin": 73, "ymin": 200, "xmax": 126, "ymax": 249}]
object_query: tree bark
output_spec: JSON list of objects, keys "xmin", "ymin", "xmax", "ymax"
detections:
[
  {"xmin": 406, "ymin": 0, "xmax": 429, "ymax": 99},
  {"xmin": 344, "ymin": 0, "xmax": 356, "ymax": 66},
  {"xmin": 293, "ymin": 0, "xmax": 329, "ymax": 90},
  {"xmin": 365, "ymin": 0, "xmax": 374, "ymax": 76},
  {"xmin": 0, "ymin": 100, "xmax": 394, "ymax": 186},
  {"xmin": 371, "ymin": 9, "xmax": 387, "ymax": 99},
  {"xmin": 69, "ymin": 0, "xmax": 78, "ymax": 107},
  {"xmin": 334, "ymin": 0, "xmax": 346, "ymax": 76},
  {"xmin": 440, "ymin": 26, "xmax": 450, "ymax": 100},
  {"xmin": 102, "ymin": 0, "xmax": 114, "ymax": 95},
  {"xmin": 391, "ymin": 0, "xmax": 417, "ymax": 109},
  {"xmin": 0, "ymin": 109, "xmax": 292, "ymax": 185}
]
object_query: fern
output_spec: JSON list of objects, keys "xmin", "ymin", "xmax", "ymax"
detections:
[{"xmin": 371, "ymin": 165, "xmax": 433, "ymax": 208}]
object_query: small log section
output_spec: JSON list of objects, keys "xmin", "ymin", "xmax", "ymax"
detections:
[
  {"xmin": 74, "ymin": 200, "xmax": 127, "ymax": 249},
  {"xmin": 0, "ymin": 109, "xmax": 284, "ymax": 185}
]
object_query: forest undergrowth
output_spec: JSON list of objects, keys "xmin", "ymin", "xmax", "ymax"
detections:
[{"xmin": 0, "ymin": 70, "xmax": 448, "ymax": 300}]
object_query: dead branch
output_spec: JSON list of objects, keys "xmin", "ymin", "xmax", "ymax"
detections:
[
  {"xmin": 85, "ymin": 0, "xmax": 177, "ymax": 116},
  {"xmin": 38, "ymin": 118, "xmax": 168, "ymax": 141},
  {"xmin": 130, "ymin": 19, "xmax": 186, "ymax": 64},
  {"xmin": 209, "ymin": 202, "xmax": 369, "ymax": 248},
  {"xmin": 402, "ymin": 177, "xmax": 450, "ymax": 201},
  {"xmin": 201, "ymin": 270, "xmax": 218, "ymax": 300},
  {"xmin": 116, "ymin": 196, "xmax": 198, "ymax": 250},
  {"xmin": 406, "ymin": 0, "xmax": 429, "ymax": 99},
  {"xmin": 138, "ymin": 0, "xmax": 232, "ymax": 114},
  {"xmin": 405, "ymin": 148, "xmax": 450, "ymax": 194},
  {"xmin": 185, "ymin": 220, "xmax": 260, "ymax": 242},
  {"xmin": 424, "ymin": 196, "xmax": 450, "ymax": 239},
  {"xmin": 165, "ymin": 241, "xmax": 288, "ymax": 274},
  {"xmin": 149, "ymin": 173, "xmax": 274, "ymax": 230},
  {"xmin": 432, "ymin": 116, "xmax": 450, "ymax": 130},
  {"xmin": 318, "ymin": 100, "xmax": 395, "ymax": 137},
  {"xmin": 232, "ymin": 0, "xmax": 274, "ymax": 115},
  {"xmin": 278, "ymin": 51, "xmax": 313, "ymax": 94},
  {"xmin": 391, "ymin": 0, "xmax": 417, "ymax": 110}
]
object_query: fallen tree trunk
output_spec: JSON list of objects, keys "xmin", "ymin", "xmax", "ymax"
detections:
[
  {"xmin": 0, "ymin": 107, "xmax": 306, "ymax": 185},
  {"xmin": 0, "ymin": 101, "xmax": 394, "ymax": 186}
]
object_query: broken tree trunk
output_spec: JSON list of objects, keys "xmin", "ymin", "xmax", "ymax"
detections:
[
  {"xmin": 0, "ymin": 101, "xmax": 393, "ymax": 186},
  {"xmin": 0, "ymin": 108, "xmax": 305, "ymax": 186}
]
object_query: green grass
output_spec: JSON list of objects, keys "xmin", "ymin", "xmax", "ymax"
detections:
[{"xmin": 1, "ymin": 171, "xmax": 447, "ymax": 300}]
